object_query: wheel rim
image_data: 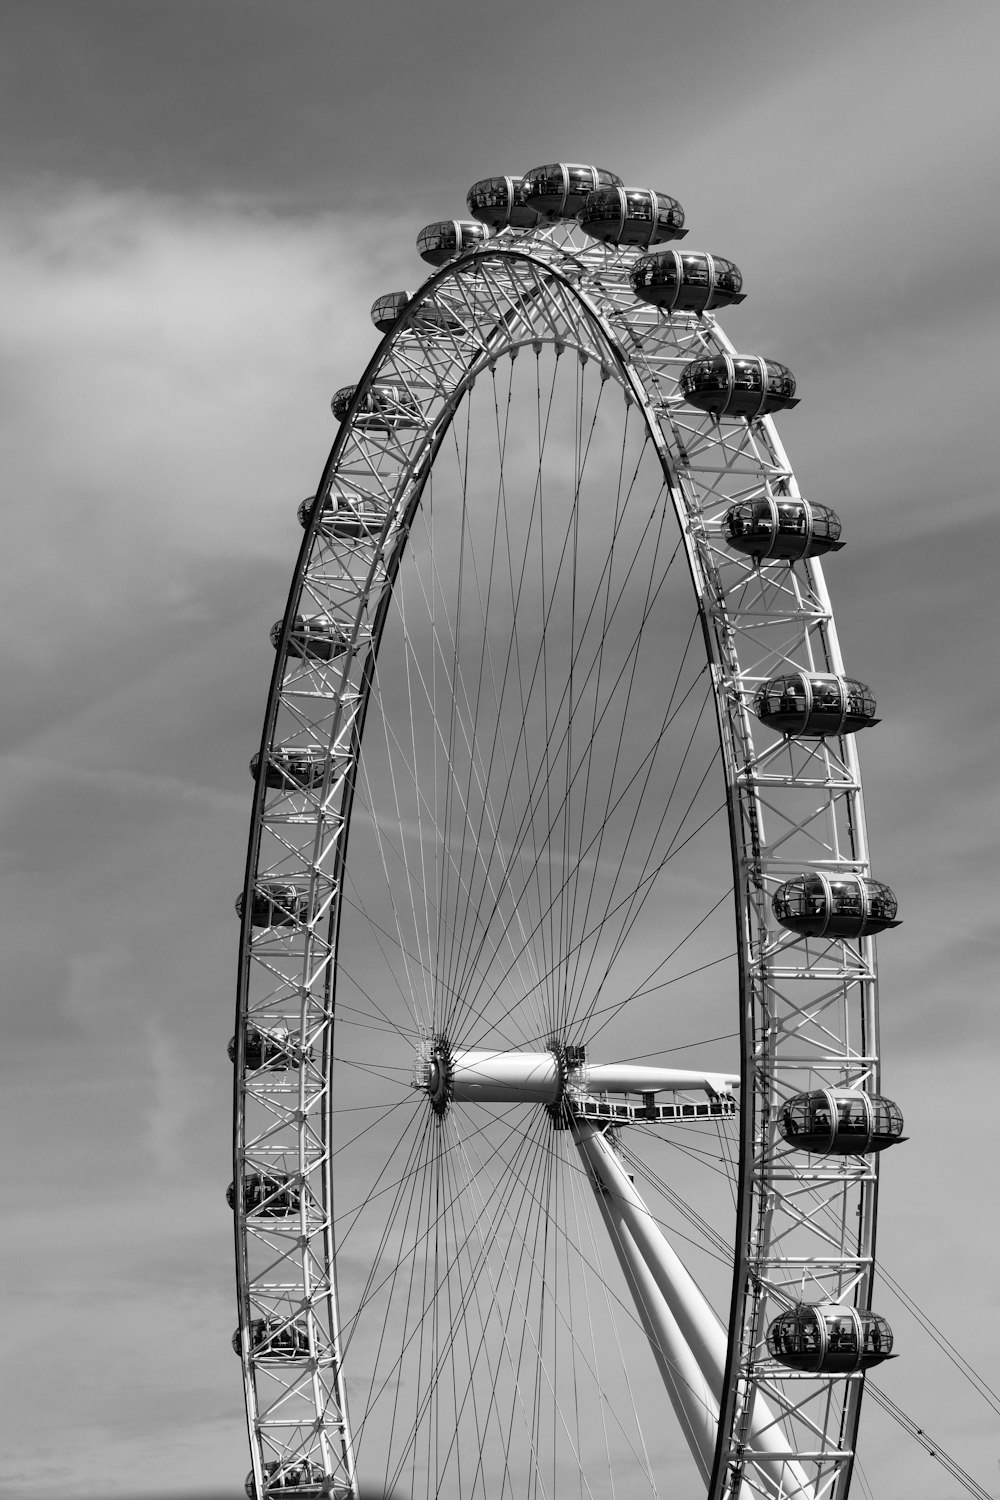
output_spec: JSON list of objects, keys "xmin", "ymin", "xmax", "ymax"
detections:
[{"xmin": 234, "ymin": 224, "xmax": 888, "ymax": 1500}]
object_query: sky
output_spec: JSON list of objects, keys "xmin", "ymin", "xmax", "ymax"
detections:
[{"xmin": 1, "ymin": 1, "xmax": 999, "ymax": 1497}]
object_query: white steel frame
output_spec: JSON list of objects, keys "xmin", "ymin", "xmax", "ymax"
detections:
[{"xmin": 233, "ymin": 218, "xmax": 887, "ymax": 1500}]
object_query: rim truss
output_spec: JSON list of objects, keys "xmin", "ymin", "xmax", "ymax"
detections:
[{"xmin": 234, "ymin": 220, "xmax": 884, "ymax": 1500}]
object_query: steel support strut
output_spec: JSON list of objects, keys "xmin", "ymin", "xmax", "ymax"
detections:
[{"xmin": 573, "ymin": 1121, "xmax": 810, "ymax": 1500}]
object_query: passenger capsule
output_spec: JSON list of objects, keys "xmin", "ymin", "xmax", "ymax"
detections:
[
  {"xmin": 724, "ymin": 497, "xmax": 844, "ymax": 562},
  {"xmin": 773, "ymin": 874, "xmax": 900, "ymax": 939},
  {"xmin": 246, "ymin": 1463, "xmax": 335, "ymax": 1500},
  {"xmin": 578, "ymin": 187, "xmax": 686, "ymax": 248},
  {"xmin": 466, "ymin": 175, "xmax": 541, "ymax": 230},
  {"xmin": 330, "ymin": 383, "xmax": 423, "ymax": 429},
  {"xmin": 250, "ymin": 746, "xmax": 330, "ymax": 790},
  {"xmin": 416, "ymin": 219, "xmax": 491, "ymax": 266},
  {"xmin": 271, "ymin": 614, "xmax": 350, "ymax": 662},
  {"xmin": 233, "ymin": 1316, "xmax": 310, "ymax": 1361},
  {"xmin": 767, "ymin": 1305, "xmax": 894, "ymax": 1373},
  {"xmin": 228, "ymin": 1023, "xmax": 298, "ymax": 1072},
  {"xmin": 631, "ymin": 250, "xmax": 745, "ymax": 313},
  {"xmin": 370, "ymin": 290, "xmax": 412, "ymax": 332},
  {"xmin": 236, "ymin": 882, "xmax": 309, "ymax": 929},
  {"xmin": 779, "ymin": 1089, "xmax": 905, "ymax": 1154},
  {"xmin": 227, "ymin": 1172, "xmax": 301, "ymax": 1216},
  {"xmin": 522, "ymin": 163, "xmax": 623, "ymax": 219},
  {"xmin": 370, "ymin": 290, "xmax": 464, "ymax": 334},
  {"xmin": 298, "ymin": 491, "xmax": 387, "ymax": 538},
  {"xmin": 298, "ymin": 494, "xmax": 321, "ymax": 528},
  {"xmin": 753, "ymin": 674, "xmax": 878, "ymax": 737},
  {"xmin": 680, "ymin": 355, "xmax": 798, "ymax": 418}
]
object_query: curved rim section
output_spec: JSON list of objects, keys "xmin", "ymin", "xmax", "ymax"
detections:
[{"xmin": 234, "ymin": 226, "xmax": 884, "ymax": 1500}]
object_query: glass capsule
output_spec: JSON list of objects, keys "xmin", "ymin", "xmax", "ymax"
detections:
[
  {"xmin": 578, "ymin": 187, "xmax": 686, "ymax": 248},
  {"xmin": 271, "ymin": 615, "xmax": 350, "ymax": 662},
  {"xmin": 370, "ymin": 290, "xmax": 412, "ymax": 331},
  {"xmin": 778, "ymin": 1089, "xmax": 904, "ymax": 1154},
  {"xmin": 753, "ymin": 673, "xmax": 878, "ymax": 736},
  {"xmin": 228, "ymin": 1023, "xmax": 299, "ymax": 1072},
  {"xmin": 246, "ymin": 1462, "xmax": 338, "ymax": 1500},
  {"xmin": 631, "ymin": 250, "xmax": 744, "ymax": 312},
  {"xmin": 330, "ymin": 383, "xmax": 423, "ymax": 429},
  {"xmin": 236, "ymin": 882, "xmax": 309, "ymax": 929},
  {"xmin": 681, "ymin": 354, "xmax": 798, "ymax": 418},
  {"xmin": 416, "ymin": 219, "xmax": 491, "ymax": 265},
  {"xmin": 298, "ymin": 492, "xmax": 387, "ymax": 538},
  {"xmin": 772, "ymin": 874, "xmax": 900, "ymax": 939},
  {"xmin": 466, "ymin": 175, "xmax": 540, "ymax": 230},
  {"xmin": 227, "ymin": 1172, "xmax": 301, "ymax": 1216},
  {"xmin": 767, "ymin": 1305, "xmax": 894, "ymax": 1373},
  {"xmin": 233, "ymin": 1317, "xmax": 310, "ymax": 1361},
  {"xmin": 724, "ymin": 497, "xmax": 844, "ymax": 562},
  {"xmin": 250, "ymin": 746, "xmax": 330, "ymax": 790},
  {"xmin": 370, "ymin": 290, "xmax": 465, "ymax": 334},
  {"xmin": 522, "ymin": 162, "xmax": 623, "ymax": 219}
]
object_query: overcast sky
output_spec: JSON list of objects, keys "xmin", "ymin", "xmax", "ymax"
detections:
[{"xmin": 2, "ymin": 3, "xmax": 999, "ymax": 1498}]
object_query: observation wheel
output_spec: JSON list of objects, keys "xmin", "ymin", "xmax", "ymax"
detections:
[{"xmin": 232, "ymin": 164, "xmax": 904, "ymax": 1500}]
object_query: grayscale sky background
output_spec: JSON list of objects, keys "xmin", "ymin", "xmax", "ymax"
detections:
[{"xmin": 2, "ymin": 2, "xmax": 998, "ymax": 1497}]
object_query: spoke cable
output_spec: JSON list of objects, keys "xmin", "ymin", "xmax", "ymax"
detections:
[{"xmin": 865, "ymin": 1382, "xmax": 996, "ymax": 1500}]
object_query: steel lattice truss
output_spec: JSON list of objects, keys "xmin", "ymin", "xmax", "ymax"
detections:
[{"xmin": 233, "ymin": 220, "xmax": 886, "ymax": 1500}]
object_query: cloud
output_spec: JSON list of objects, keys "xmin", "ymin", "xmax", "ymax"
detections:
[
  {"xmin": 0, "ymin": 751, "xmax": 247, "ymax": 810},
  {"xmin": 63, "ymin": 943, "xmax": 137, "ymax": 1024},
  {"xmin": 0, "ymin": 186, "xmax": 386, "ymax": 701},
  {"xmin": 3, "ymin": 12, "xmax": 1000, "ymax": 1491}
]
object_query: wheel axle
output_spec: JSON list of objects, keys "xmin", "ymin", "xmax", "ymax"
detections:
[{"xmin": 414, "ymin": 1039, "xmax": 737, "ymax": 1115}]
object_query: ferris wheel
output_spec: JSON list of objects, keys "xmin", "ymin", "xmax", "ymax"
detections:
[{"xmin": 231, "ymin": 162, "xmax": 905, "ymax": 1500}]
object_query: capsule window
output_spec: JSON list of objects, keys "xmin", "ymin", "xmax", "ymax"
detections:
[
  {"xmin": 825, "ymin": 1315, "xmax": 855, "ymax": 1353},
  {"xmin": 774, "ymin": 502, "xmax": 807, "ymax": 532},
  {"xmin": 868, "ymin": 882, "xmax": 897, "ymax": 920},
  {"xmin": 624, "ymin": 191, "xmax": 654, "ymax": 222},
  {"xmin": 731, "ymin": 360, "xmax": 762, "ymax": 392},
  {"xmin": 700, "ymin": 361, "xmax": 728, "ymax": 390},
  {"xmin": 836, "ymin": 1097, "xmax": 865, "ymax": 1134},
  {"xmin": 770, "ymin": 1308, "xmax": 821, "ymax": 1357},
  {"xmin": 865, "ymin": 1314, "xmax": 894, "ymax": 1357},
  {"xmin": 872, "ymin": 1098, "xmax": 904, "ymax": 1135},
  {"xmin": 715, "ymin": 258, "xmax": 742, "ymax": 294},
  {"xmin": 829, "ymin": 880, "xmax": 861, "ymax": 913},
  {"xmin": 681, "ymin": 255, "xmax": 710, "ymax": 286}
]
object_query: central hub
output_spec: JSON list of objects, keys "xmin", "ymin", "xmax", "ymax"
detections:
[
  {"xmin": 416, "ymin": 1037, "xmax": 453, "ymax": 1116},
  {"xmin": 412, "ymin": 1040, "xmax": 737, "ymax": 1119},
  {"xmin": 414, "ymin": 1039, "xmax": 584, "ymax": 1116}
]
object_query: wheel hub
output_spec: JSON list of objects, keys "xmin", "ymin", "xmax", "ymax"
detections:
[{"xmin": 414, "ymin": 1039, "xmax": 737, "ymax": 1117}]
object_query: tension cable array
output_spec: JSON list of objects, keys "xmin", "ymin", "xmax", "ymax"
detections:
[
  {"xmin": 878, "ymin": 1265, "xmax": 1000, "ymax": 1418},
  {"xmin": 865, "ymin": 1383, "xmax": 995, "ymax": 1500}
]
